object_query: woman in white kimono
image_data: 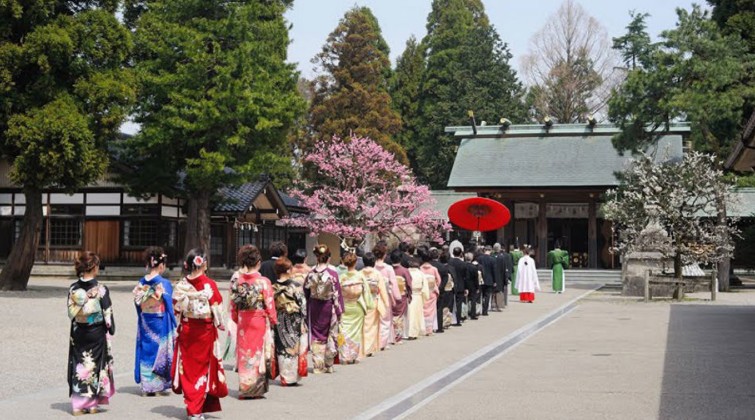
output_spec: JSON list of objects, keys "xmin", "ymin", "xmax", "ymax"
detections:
[{"xmin": 406, "ymin": 258, "xmax": 430, "ymax": 339}]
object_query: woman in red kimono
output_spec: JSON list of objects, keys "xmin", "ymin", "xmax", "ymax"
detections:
[
  {"xmin": 172, "ymin": 249, "xmax": 228, "ymax": 420},
  {"xmin": 229, "ymin": 245, "xmax": 277, "ymax": 398}
]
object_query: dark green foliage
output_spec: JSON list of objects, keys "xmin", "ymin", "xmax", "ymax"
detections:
[
  {"xmin": 612, "ymin": 11, "xmax": 653, "ymax": 70},
  {"xmin": 609, "ymin": 6, "xmax": 755, "ymax": 156},
  {"xmin": 123, "ymin": 0, "xmax": 304, "ymax": 250},
  {"xmin": 0, "ymin": 0, "xmax": 134, "ymax": 289},
  {"xmin": 308, "ymin": 6, "xmax": 406, "ymax": 163},
  {"xmin": 408, "ymin": 0, "xmax": 526, "ymax": 188},
  {"xmin": 390, "ymin": 36, "xmax": 424, "ymax": 165}
]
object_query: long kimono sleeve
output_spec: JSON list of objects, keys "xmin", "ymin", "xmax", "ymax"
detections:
[
  {"xmin": 432, "ymin": 268, "xmax": 441, "ymax": 297},
  {"xmin": 387, "ymin": 268, "xmax": 400, "ymax": 305},
  {"xmin": 208, "ymin": 280, "xmax": 225, "ymax": 330},
  {"xmin": 360, "ymin": 275, "xmax": 375, "ymax": 313},
  {"xmin": 229, "ymin": 278, "xmax": 239, "ymax": 325},
  {"xmin": 332, "ymin": 272, "xmax": 344, "ymax": 320},
  {"xmin": 67, "ymin": 286, "xmax": 85, "ymax": 321},
  {"xmin": 161, "ymin": 279, "xmax": 178, "ymax": 330},
  {"xmin": 377, "ymin": 276, "xmax": 390, "ymax": 316},
  {"xmin": 562, "ymin": 250, "xmax": 570, "ymax": 269},
  {"xmin": 263, "ymin": 279, "xmax": 278, "ymax": 326},
  {"xmin": 101, "ymin": 285, "xmax": 115, "ymax": 335},
  {"xmin": 547, "ymin": 251, "xmax": 555, "ymax": 269}
]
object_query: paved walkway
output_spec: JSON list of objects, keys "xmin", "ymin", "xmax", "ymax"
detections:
[{"xmin": 2, "ymin": 278, "xmax": 754, "ymax": 419}]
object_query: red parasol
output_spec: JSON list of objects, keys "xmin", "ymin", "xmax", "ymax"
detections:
[{"xmin": 448, "ymin": 197, "xmax": 511, "ymax": 232}]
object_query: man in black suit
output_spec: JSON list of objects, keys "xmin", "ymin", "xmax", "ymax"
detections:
[
  {"xmin": 429, "ymin": 248, "xmax": 450, "ymax": 333},
  {"xmin": 493, "ymin": 243, "xmax": 513, "ymax": 310},
  {"xmin": 447, "ymin": 246, "xmax": 469, "ymax": 325},
  {"xmin": 477, "ymin": 246, "xmax": 497, "ymax": 316},
  {"xmin": 259, "ymin": 241, "xmax": 287, "ymax": 281},
  {"xmin": 465, "ymin": 252, "xmax": 480, "ymax": 320}
]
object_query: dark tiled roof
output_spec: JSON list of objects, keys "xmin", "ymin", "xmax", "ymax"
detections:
[
  {"xmin": 214, "ymin": 181, "xmax": 267, "ymax": 213},
  {"xmin": 447, "ymin": 133, "xmax": 683, "ymax": 188},
  {"xmin": 279, "ymin": 192, "xmax": 302, "ymax": 208}
]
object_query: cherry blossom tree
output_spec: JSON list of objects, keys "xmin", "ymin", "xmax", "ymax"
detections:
[
  {"xmin": 603, "ymin": 151, "xmax": 739, "ymax": 291},
  {"xmin": 284, "ymin": 135, "xmax": 450, "ymax": 246}
]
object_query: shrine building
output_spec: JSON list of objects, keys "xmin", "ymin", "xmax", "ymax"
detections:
[{"xmin": 445, "ymin": 122, "xmax": 690, "ymax": 269}]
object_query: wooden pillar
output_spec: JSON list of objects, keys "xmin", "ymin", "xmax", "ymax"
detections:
[
  {"xmin": 504, "ymin": 200, "xmax": 515, "ymax": 248},
  {"xmin": 588, "ymin": 199, "xmax": 597, "ymax": 268},
  {"xmin": 537, "ymin": 199, "xmax": 547, "ymax": 266}
]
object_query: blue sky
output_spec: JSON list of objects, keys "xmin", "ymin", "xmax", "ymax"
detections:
[{"xmin": 286, "ymin": 0, "xmax": 702, "ymax": 79}]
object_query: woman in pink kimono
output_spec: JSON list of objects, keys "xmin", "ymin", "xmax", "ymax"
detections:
[
  {"xmin": 373, "ymin": 243, "xmax": 400, "ymax": 349},
  {"xmin": 229, "ymin": 245, "xmax": 278, "ymax": 399},
  {"xmin": 418, "ymin": 246, "xmax": 441, "ymax": 335}
]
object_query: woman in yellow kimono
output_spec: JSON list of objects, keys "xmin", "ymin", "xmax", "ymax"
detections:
[
  {"xmin": 338, "ymin": 252, "xmax": 374, "ymax": 363},
  {"xmin": 406, "ymin": 258, "xmax": 430, "ymax": 340},
  {"xmin": 360, "ymin": 252, "xmax": 390, "ymax": 357}
]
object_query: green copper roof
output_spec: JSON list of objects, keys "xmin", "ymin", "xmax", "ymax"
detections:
[{"xmin": 446, "ymin": 123, "xmax": 688, "ymax": 188}]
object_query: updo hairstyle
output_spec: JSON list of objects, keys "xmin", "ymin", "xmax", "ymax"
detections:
[
  {"xmin": 313, "ymin": 244, "xmax": 331, "ymax": 264},
  {"xmin": 274, "ymin": 257, "xmax": 293, "ymax": 277},
  {"xmin": 184, "ymin": 248, "xmax": 207, "ymax": 272},
  {"xmin": 237, "ymin": 244, "xmax": 262, "ymax": 269},
  {"xmin": 75, "ymin": 251, "xmax": 100, "ymax": 278},
  {"xmin": 342, "ymin": 252, "xmax": 358, "ymax": 268},
  {"xmin": 144, "ymin": 246, "xmax": 167, "ymax": 269}
]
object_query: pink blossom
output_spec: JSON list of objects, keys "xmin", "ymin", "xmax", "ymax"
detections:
[
  {"xmin": 76, "ymin": 364, "xmax": 91, "ymax": 382},
  {"xmin": 283, "ymin": 135, "xmax": 450, "ymax": 243}
]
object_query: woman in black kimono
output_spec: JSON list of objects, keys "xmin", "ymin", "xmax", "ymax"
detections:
[{"xmin": 67, "ymin": 251, "xmax": 115, "ymax": 415}]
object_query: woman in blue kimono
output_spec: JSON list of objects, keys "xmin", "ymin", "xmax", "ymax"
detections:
[{"xmin": 133, "ymin": 247, "xmax": 177, "ymax": 396}]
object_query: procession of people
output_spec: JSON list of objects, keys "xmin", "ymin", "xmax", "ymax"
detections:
[{"xmin": 65, "ymin": 239, "xmax": 563, "ymax": 419}]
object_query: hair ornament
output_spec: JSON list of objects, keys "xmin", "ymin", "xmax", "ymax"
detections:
[{"xmin": 193, "ymin": 255, "xmax": 205, "ymax": 267}]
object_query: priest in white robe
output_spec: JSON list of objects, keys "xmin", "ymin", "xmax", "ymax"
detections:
[{"xmin": 516, "ymin": 248, "xmax": 540, "ymax": 303}]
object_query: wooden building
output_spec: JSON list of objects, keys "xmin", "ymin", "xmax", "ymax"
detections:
[
  {"xmin": 445, "ymin": 122, "xmax": 691, "ymax": 269},
  {"xmin": 0, "ymin": 161, "xmax": 304, "ymax": 267}
]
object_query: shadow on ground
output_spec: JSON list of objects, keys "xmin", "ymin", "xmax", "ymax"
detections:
[{"xmin": 659, "ymin": 305, "xmax": 755, "ymax": 419}]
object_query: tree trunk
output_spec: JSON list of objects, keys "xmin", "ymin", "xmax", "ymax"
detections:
[
  {"xmin": 715, "ymin": 190, "xmax": 730, "ymax": 292},
  {"xmin": 0, "ymin": 188, "xmax": 43, "ymax": 291},
  {"xmin": 183, "ymin": 190, "xmax": 212, "ymax": 262},
  {"xmin": 673, "ymin": 252, "xmax": 684, "ymax": 301}
]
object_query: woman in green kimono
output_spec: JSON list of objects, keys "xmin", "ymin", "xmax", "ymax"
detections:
[
  {"xmin": 337, "ymin": 252, "xmax": 374, "ymax": 364},
  {"xmin": 509, "ymin": 244, "xmax": 524, "ymax": 296},
  {"xmin": 547, "ymin": 241, "xmax": 570, "ymax": 293}
]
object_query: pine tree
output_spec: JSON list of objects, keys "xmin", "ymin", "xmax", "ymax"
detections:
[
  {"xmin": 609, "ymin": 5, "xmax": 753, "ymax": 156},
  {"xmin": 123, "ymin": 0, "xmax": 304, "ymax": 255},
  {"xmin": 0, "ymin": 0, "xmax": 135, "ymax": 290},
  {"xmin": 413, "ymin": 0, "xmax": 526, "ymax": 189},
  {"xmin": 308, "ymin": 6, "xmax": 406, "ymax": 164}
]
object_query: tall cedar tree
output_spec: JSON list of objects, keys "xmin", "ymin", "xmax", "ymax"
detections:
[
  {"xmin": 412, "ymin": 0, "xmax": 526, "ymax": 189},
  {"xmin": 308, "ymin": 6, "xmax": 406, "ymax": 164},
  {"xmin": 390, "ymin": 36, "xmax": 425, "ymax": 165},
  {"xmin": 0, "ymin": 1, "xmax": 135, "ymax": 290},
  {"xmin": 123, "ymin": 0, "xmax": 304, "ymax": 255}
]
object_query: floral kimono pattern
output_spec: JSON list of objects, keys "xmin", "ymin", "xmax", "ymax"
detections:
[
  {"xmin": 304, "ymin": 267, "xmax": 343, "ymax": 374},
  {"xmin": 133, "ymin": 275, "xmax": 176, "ymax": 393},
  {"xmin": 272, "ymin": 275, "xmax": 307, "ymax": 385},
  {"xmin": 172, "ymin": 275, "xmax": 228, "ymax": 417},
  {"xmin": 361, "ymin": 267, "xmax": 389, "ymax": 356},
  {"xmin": 230, "ymin": 272, "xmax": 277, "ymax": 398},
  {"xmin": 67, "ymin": 279, "xmax": 115, "ymax": 412},
  {"xmin": 338, "ymin": 271, "xmax": 374, "ymax": 363}
]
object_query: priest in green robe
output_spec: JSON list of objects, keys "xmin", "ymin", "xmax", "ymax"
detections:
[
  {"xmin": 509, "ymin": 244, "xmax": 524, "ymax": 296},
  {"xmin": 547, "ymin": 241, "xmax": 569, "ymax": 293}
]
